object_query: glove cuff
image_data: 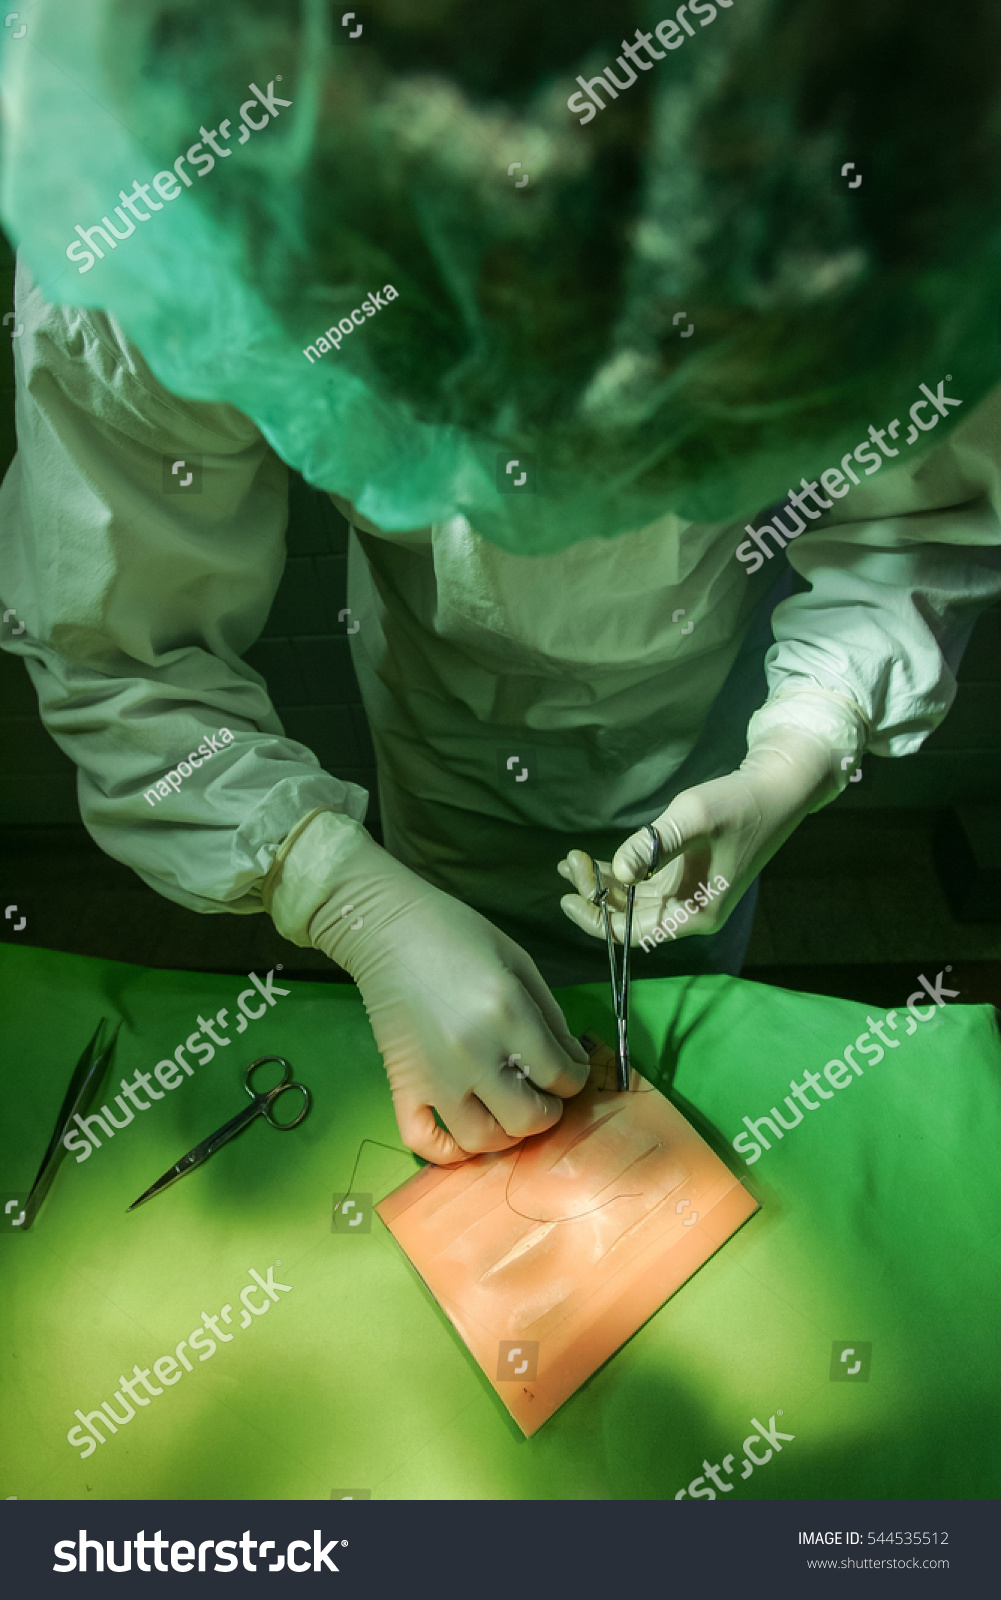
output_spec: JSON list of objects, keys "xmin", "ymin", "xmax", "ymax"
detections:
[
  {"xmin": 745, "ymin": 688, "xmax": 868, "ymax": 808},
  {"xmin": 264, "ymin": 808, "xmax": 375, "ymax": 948}
]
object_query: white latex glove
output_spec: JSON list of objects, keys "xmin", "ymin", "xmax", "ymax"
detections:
[
  {"xmin": 559, "ymin": 691, "xmax": 866, "ymax": 947},
  {"xmin": 266, "ymin": 811, "xmax": 589, "ymax": 1164}
]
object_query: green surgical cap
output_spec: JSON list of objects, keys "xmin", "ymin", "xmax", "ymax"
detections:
[{"xmin": 3, "ymin": 0, "xmax": 1001, "ymax": 552}]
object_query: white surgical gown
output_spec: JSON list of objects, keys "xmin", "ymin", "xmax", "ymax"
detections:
[{"xmin": 3, "ymin": 260, "xmax": 1001, "ymax": 954}]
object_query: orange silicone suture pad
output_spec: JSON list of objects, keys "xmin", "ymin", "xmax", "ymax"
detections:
[{"xmin": 377, "ymin": 1037, "xmax": 758, "ymax": 1435}]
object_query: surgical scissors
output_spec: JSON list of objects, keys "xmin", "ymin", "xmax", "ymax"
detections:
[
  {"xmin": 127, "ymin": 1056, "xmax": 311, "ymax": 1211},
  {"xmin": 591, "ymin": 824, "xmax": 661, "ymax": 1090}
]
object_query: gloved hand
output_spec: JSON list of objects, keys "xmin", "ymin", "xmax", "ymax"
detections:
[
  {"xmin": 266, "ymin": 811, "xmax": 589, "ymax": 1164},
  {"xmin": 558, "ymin": 690, "xmax": 866, "ymax": 947}
]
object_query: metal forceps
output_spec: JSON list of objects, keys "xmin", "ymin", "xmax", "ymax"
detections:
[
  {"xmin": 19, "ymin": 1017, "xmax": 121, "ymax": 1231},
  {"xmin": 127, "ymin": 1056, "xmax": 312, "ymax": 1211},
  {"xmin": 591, "ymin": 824, "xmax": 661, "ymax": 1091}
]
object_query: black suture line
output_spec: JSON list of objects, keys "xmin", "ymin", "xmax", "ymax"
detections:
[
  {"xmin": 339, "ymin": 1137, "xmax": 418, "ymax": 1207},
  {"xmin": 502, "ymin": 1134, "xmax": 642, "ymax": 1226}
]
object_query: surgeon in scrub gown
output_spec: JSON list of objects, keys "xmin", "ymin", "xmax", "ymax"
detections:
[{"xmin": 2, "ymin": 0, "xmax": 1001, "ymax": 1162}]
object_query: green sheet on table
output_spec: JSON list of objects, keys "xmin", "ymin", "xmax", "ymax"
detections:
[{"xmin": 0, "ymin": 943, "xmax": 998, "ymax": 1501}]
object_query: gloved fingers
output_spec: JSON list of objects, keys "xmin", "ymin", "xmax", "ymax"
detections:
[
  {"xmin": 558, "ymin": 842, "xmax": 689, "ymax": 945},
  {"xmin": 561, "ymin": 888, "xmax": 706, "ymax": 947},
  {"xmin": 611, "ymin": 812, "xmax": 688, "ymax": 885},
  {"xmin": 394, "ymin": 1075, "xmax": 564, "ymax": 1164},
  {"xmin": 611, "ymin": 782, "xmax": 760, "ymax": 894},
  {"xmin": 474, "ymin": 1065, "xmax": 566, "ymax": 1141},
  {"xmin": 477, "ymin": 985, "xmax": 589, "ymax": 1100},
  {"xmin": 626, "ymin": 850, "xmax": 687, "ymax": 907},
  {"xmin": 434, "ymin": 1091, "xmax": 532, "ymax": 1157},
  {"xmin": 557, "ymin": 849, "xmax": 626, "ymax": 909},
  {"xmin": 650, "ymin": 845, "xmax": 716, "ymax": 914},
  {"xmin": 393, "ymin": 1093, "xmax": 479, "ymax": 1165},
  {"xmin": 506, "ymin": 951, "xmax": 590, "ymax": 1087},
  {"xmin": 556, "ymin": 848, "xmax": 631, "ymax": 943},
  {"xmin": 560, "ymin": 890, "xmax": 626, "ymax": 943}
]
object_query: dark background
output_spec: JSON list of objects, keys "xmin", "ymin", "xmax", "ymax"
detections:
[{"xmin": 1, "ymin": 230, "xmax": 999, "ymax": 1002}]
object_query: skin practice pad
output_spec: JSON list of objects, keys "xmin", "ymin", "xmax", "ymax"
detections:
[{"xmin": 377, "ymin": 1036, "xmax": 758, "ymax": 1435}]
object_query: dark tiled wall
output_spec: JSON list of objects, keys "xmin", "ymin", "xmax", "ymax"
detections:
[{"xmin": 243, "ymin": 476, "xmax": 381, "ymax": 838}]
